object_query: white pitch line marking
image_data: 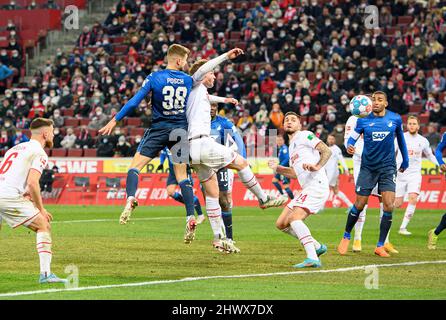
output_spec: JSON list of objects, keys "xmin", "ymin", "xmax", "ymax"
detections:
[
  {"xmin": 1, "ymin": 260, "xmax": 445, "ymax": 298},
  {"xmin": 52, "ymin": 216, "xmax": 260, "ymax": 224}
]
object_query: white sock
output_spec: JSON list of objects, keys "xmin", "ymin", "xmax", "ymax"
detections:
[
  {"xmin": 206, "ymin": 197, "xmax": 226, "ymax": 239},
  {"xmin": 337, "ymin": 191, "xmax": 353, "ymax": 207},
  {"xmin": 378, "ymin": 202, "xmax": 390, "ymax": 243},
  {"xmin": 354, "ymin": 205, "xmax": 367, "ymax": 241},
  {"xmin": 290, "ymin": 220, "xmax": 318, "ymax": 260},
  {"xmin": 400, "ymin": 204, "xmax": 416, "ymax": 230},
  {"xmin": 36, "ymin": 232, "xmax": 52, "ymax": 276},
  {"xmin": 281, "ymin": 226, "xmax": 298, "ymax": 239},
  {"xmin": 238, "ymin": 167, "xmax": 268, "ymax": 203},
  {"xmin": 313, "ymin": 237, "xmax": 322, "ymax": 250}
]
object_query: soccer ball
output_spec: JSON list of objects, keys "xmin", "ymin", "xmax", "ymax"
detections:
[{"xmin": 349, "ymin": 95, "xmax": 373, "ymax": 118}]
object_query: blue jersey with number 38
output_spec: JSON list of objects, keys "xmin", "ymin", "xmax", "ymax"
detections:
[{"xmin": 115, "ymin": 69, "xmax": 193, "ymax": 129}]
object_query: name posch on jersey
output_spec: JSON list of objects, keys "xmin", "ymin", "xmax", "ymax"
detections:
[{"xmin": 167, "ymin": 78, "xmax": 185, "ymax": 85}]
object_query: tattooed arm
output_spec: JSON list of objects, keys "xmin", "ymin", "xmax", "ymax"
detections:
[{"xmin": 302, "ymin": 141, "xmax": 332, "ymax": 172}]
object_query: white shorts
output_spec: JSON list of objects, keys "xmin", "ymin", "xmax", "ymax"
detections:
[
  {"xmin": 0, "ymin": 197, "xmax": 40, "ymax": 229},
  {"xmin": 326, "ymin": 169, "xmax": 339, "ymax": 187},
  {"xmin": 396, "ymin": 172, "xmax": 422, "ymax": 197},
  {"xmin": 287, "ymin": 180, "xmax": 330, "ymax": 214},
  {"xmin": 227, "ymin": 169, "xmax": 234, "ymax": 192},
  {"xmin": 353, "ymin": 158, "xmax": 379, "ymax": 197},
  {"xmin": 190, "ymin": 137, "xmax": 237, "ymax": 182}
]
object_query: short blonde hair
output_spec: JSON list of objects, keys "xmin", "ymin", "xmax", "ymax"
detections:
[
  {"xmin": 407, "ymin": 115, "xmax": 420, "ymax": 124},
  {"xmin": 167, "ymin": 44, "xmax": 190, "ymax": 59},
  {"xmin": 189, "ymin": 59, "xmax": 208, "ymax": 76}
]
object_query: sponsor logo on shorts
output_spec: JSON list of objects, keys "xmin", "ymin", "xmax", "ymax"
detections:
[{"xmin": 372, "ymin": 131, "xmax": 390, "ymax": 141}]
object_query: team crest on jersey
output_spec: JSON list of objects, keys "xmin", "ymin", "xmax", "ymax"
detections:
[
  {"xmin": 388, "ymin": 121, "xmax": 393, "ymax": 127},
  {"xmin": 372, "ymin": 131, "xmax": 390, "ymax": 141}
]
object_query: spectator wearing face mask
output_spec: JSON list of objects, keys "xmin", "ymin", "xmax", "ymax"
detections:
[
  {"xmin": 0, "ymin": 129, "xmax": 9, "ymax": 150},
  {"xmin": 88, "ymin": 107, "xmax": 108, "ymax": 130},
  {"xmin": 52, "ymin": 127, "xmax": 63, "ymax": 148},
  {"xmin": 97, "ymin": 136, "xmax": 115, "ymax": 157},
  {"xmin": 429, "ymin": 103, "xmax": 446, "ymax": 125},
  {"xmin": 426, "ymin": 68, "xmax": 446, "ymax": 94},
  {"xmin": 75, "ymin": 126, "xmax": 94, "ymax": 149},
  {"xmin": 114, "ymin": 135, "xmax": 131, "ymax": 157},
  {"xmin": 299, "ymin": 95, "xmax": 317, "ymax": 117},
  {"xmin": 268, "ymin": 103, "xmax": 284, "ymax": 129},
  {"xmin": 43, "ymin": 89, "xmax": 60, "ymax": 107},
  {"xmin": 50, "ymin": 109, "xmax": 64, "ymax": 128},
  {"xmin": 28, "ymin": 96, "xmax": 45, "ymax": 119},
  {"xmin": 75, "ymin": 97, "xmax": 92, "ymax": 118},
  {"xmin": 61, "ymin": 127, "xmax": 77, "ymax": 149},
  {"xmin": 58, "ymin": 87, "xmax": 73, "ymax": 108},
  {"xmin": 9, "ymin": 129, "xmax": 29, "ymax": 147},
  {"xmin": 128, "ymin": 135, "xmax": 141, "ymax": 156}
]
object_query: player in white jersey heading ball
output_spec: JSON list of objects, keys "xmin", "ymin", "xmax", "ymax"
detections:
[
  {"xmin": 394, "ymin": 116, "xmax": 439, "ymax": 235},
  {"xmin": 268, "ymin": 112, "xmax": 331, "ymax": 268},
  {"xmin": 324, "ymin": 134, "xmax": 353, "ymax": 208},
  {"xmin": 186, "ymin": 52, "xmax": 288, "ymax": 253},
  {"xmin": 0, "ymin": 118, "xmax": 66, "ymax": 284}
]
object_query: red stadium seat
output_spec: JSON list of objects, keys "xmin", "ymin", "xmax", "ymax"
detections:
[
  {"xmin": 67, "ymin": 149, "xmax": 83, "ymax": 157},
  {"xmin": 130, "ymin": 128, "xmax": 145, "ymax": 136},
  {"xmin": 177, "ymin": 3, "xmax": 191, "ymax": 11},
  {"xmin": 126, "ymin": 118, "xmax": 142, "ymax": 126},
  {"xmin": 73, "ymin": 128, "xmax": 81, "ymax": 136},
  {"xmin": 62, "ymin": 108, "xmax": 74, "ymax": 117},
  {"xmin": 83, "ymin": 149, "xmax": 97, "ymax": 157},
  {"xmin": 113, "ymin": 45, "xmax": 128, "ymax": 54},
  {"xmin": 409, "ymin": 104, "xmax": 423, "ymax": 113},
  {"xmin": 64, "ymin": 118, "xmax": 79, "ymax": 127},
  {"xmin": 52, "ymin": 149, "xmax": 67, "ymax": 157},
  {"xmin": 88, "ymin": 129, "xmax": 98, "ymax": 137},
  {"xmin": 419, "ymin": 114, "xmax": 429, "ymax": 124},
  {"xmin": 230, "ymin": 31, "xmax": 241, "ymax": 40},
  {"xmin": 398, "ymin": 16, "xmax": 413, "ymax": 25},
  {"xmin": 79, "ymin": 118, "xmax": 90, "ymax": 126}
]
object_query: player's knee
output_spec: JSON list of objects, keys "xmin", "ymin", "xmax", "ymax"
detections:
[
  {"xmin": 219, "ymin": 196, "xmax": 231, "ymax": 211},
  {"xmin": 408, "ymin": 194, "xmax": 418, "ymax": 204},
  {"xmin": 383, "ymin": 203, "xmax": 394, "ymax": 212},
  {"xmin": 275, "ymin": 219, "xmax": 287, "ymax": 230},
  {"xmin": 231, "ymin": 155, "xmax": 248, "ymax": 171},
  {"xmin": 272, "ymin": 178, "xmax": 278, "ymax": 183}
]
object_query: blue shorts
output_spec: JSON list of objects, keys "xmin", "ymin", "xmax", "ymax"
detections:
[
  {"xmin": 356, "ymin": 166, "xmax": 396, "ymax": 196},
  {"xmin": 137, "ymin": 125, "xmax": 188, "ymax": 160},
  {"xmin": 166, "ymin": 165, "xmax": 194, "ymax": 186},
  {"xmin": 274, "ymin": 173, "xmax": 290, "ymax": 185},
  {"xmin": 217, "ymin": 168, "xmax": 230, "ymax": 192}
]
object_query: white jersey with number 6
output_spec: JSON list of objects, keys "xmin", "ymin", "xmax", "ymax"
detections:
[
  {"xmin": 0, "ymin": 140, "xmax": 48, "ymax": 199},
  {"xmin": 287, "ymin": 130, "xmax": 329, "ymax": 214}
]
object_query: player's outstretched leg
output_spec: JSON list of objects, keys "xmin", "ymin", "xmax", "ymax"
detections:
[
  {"xmin": 338, "ymin": 204, "xmax": 364, "ymax": 255},
  {"xmin": 229, "ymin": 155, "xmax": 287, "ymax": 209},
  {"xmin": 194, "ymin": 196, "xmax": 205, "ymax": 224},
  {"xmin": 27, "ymin": 215, "xmax": 67, "ymax": 284},
  {"xmin": 120, "ymin": 168, "xmax": 140, "ymax": 224},
  {"xmin": 272, "ymin": 175, "xmax": 284, "ymax": 195},
  {"xmin": 399, "ymin": 194, "xmax": 417, "ymax": 236},
  {"xmin": 378, "ymin": 201, "xmax": 398, "ymax": 254},
  {"xmin": 428, "ymin": 213, "xmax": 446, "ymax": 250}
]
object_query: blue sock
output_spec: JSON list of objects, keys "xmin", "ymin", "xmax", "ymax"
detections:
[
  {"xmin": 344, "ymin": 205, "xmax": 360, "ymax": 238},
  {"xmin": 434, "ymin": 213, "xmax": 446, "ymax": 236},
  {"xmin": 126, "ymin": 168, "xmax": 140, "ymax": 197},
  {"xmin": 172, "ymin": 192, "xmax": 184, "ymax": 203},
  {"xmin": 178, "ymin": 179, "xmax": 195, "ymax": 218},
  {"xmin": 273, "ymin": 182, "xmax": 284, "ymax": 194},
  {"xmin": 222, "ymin": 210, "xmax": 233, "ymax": 240},
  {"xmin": 378, "ymin": 211, "xmax": 393, "ymax": 247},
  {"xmin": 285, "ymin": 187, "xmax": 294, "ymax": 199},
  {"xmin": 194, "ymin": 196, "xmax": 203, "ymax": 216}
]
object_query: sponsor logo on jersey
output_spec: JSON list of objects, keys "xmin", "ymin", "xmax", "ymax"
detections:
[
  {"xmin": 388, "ymin": 121, "xmax": 393, "ymax": 127},
  {"xmin": 372, "ymin": 131, "xmax": 390, "ymax": 141},
  {"xmin": 307, "ymin": 133, "xmax": 315, "ymax": 140},
  {"xmin": 167, "ymin": 78, "xmax": 185, "ymax": 85},
  {"xmin": 369, "ymin": 123, "xmax": 375, "ymax": 126}
]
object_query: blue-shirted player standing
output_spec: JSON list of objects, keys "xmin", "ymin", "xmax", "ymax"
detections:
[
  {"xmin": 210, "ymin": 103, "xmax": 246, "ymax": 242},
  {"xmin": 428, "ymin": 133, "xmax": 446, "ymax": 249},
  {"xmin": 158, "ymin": 147, "xmax": 205, "ymax": 228},
  {"xmin": 272, "ymin": 135, "xmax": 294, "ymax": 199},
  {"xmin": 99, "ymin": 44, "xmax": 227, "ymax": 240},
  {"xmin": 337, "ymin": 91, "xmax": 409, "ymax": 257}
]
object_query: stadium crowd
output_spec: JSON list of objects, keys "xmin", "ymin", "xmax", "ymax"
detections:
[{"xmin": 1, "ymin": 0, "xmax": 446, "ymax": 157}]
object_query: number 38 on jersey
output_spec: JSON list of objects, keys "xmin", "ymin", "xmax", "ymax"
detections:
[{"xmin": 162, "ymin": 85, "xmax": 187, "ymax": 114}]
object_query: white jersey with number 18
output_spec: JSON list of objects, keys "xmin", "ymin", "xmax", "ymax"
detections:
[{"xmin": 0, "ymin": 140, "xmax": 48, "ymax": 199}]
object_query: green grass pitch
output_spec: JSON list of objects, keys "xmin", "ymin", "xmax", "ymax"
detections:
[{"xmin": 0, "ymin": 205, "xmax": 445, "ymax": 300}]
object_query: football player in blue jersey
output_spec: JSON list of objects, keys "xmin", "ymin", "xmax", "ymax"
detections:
[
  {"xmin": 338, "ymin": 91, "xmax": 409, "ymax": 257},
  {"xmin": 210, "ymin": 103, "xmax": 246, "ymax": 242},
  {"xmin": 428, "ymin": 133, "xmax": 446, "ymax": 249},
  {"xmin": 158, "ymin": 147, "xmax": 205, "ymax": 231},
  {"xmin": 272, "ymin": 135, "xmax": 294, "ymax": 200},
  {"xmin": 99, "ymin": 44, "xmax": 240, "ymax": 238}
]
